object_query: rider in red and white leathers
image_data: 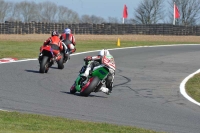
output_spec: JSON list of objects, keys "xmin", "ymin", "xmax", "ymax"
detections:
[
  {"xmin": 39, "ymin": 31, "xmax": 63, "ymax": 62},
  {"xmin": 80, "ymin": 49, "xmax": 115, "ymax": 95},
  {"xmin": 60, "ymin": 28, "xmax": 76, "ymax": 61}
]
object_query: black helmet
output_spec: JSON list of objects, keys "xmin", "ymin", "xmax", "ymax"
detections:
[{"xmin": 51, "ymin": 31, "xmax": 59, "ymax": 36}]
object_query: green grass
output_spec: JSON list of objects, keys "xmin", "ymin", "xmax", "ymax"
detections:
[
  {"xmin": 185, "ymin": 73, "xmax": 200, "ymax": 102},
  {"xmin": 0, "ymin": 111, "xmax": 161, "ymax": 133},
  {"xmin": 0, "ymin": 40, "xmax": 188, "ymax": 59},
  {"xmin": 0, "ymin": 39, "xmax": 197, "ymax": 133}
]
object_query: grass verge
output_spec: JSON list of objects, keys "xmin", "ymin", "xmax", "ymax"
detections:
[
  {"xmin": 0, "ymin": 39, "xmax": 192, "ymax": 60},
  {"xmin": 185, "ymin": 73, "xmax": 200, "ymax": 103},
  {"xmin": 0, "ymin": 111, "xmax": 161, "ymax": 133}
]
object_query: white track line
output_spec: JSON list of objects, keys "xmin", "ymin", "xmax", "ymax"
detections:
[
  {"xmin": 0, "ymin": 44, "xmax": 200, "ymax": 110},
  {"xmin": 180, "ymin": 69, "xmax": 200, "ymax": 106}
]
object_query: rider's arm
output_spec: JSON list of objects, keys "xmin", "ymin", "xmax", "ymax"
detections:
[
  {"xmin": 43, "ymin": 37, "xmax": 51, "ymax": 46},
  {"xmin": 91, "ymin": 55, "xmax": 101, "ymax": 61},
  {"xmin": 84, "ymin": 55, "xmax": 101, "ymax": 62}
]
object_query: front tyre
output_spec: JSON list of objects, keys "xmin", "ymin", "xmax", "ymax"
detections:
[
  {"xmin": 39, "ymin": 56, "xmax": 49, "ymax": 73},
  {"xmin": 80, "ymin": 76, "xmax": 100, "ymax": 97},
  {"xmin": 70, "ymin": 84, "xmax": 77, "ymax": 94}
]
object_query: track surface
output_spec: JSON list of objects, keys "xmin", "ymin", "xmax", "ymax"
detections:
[{"xmin": 0, "ymin": 45, "xmax": 200, "ymax": 133}]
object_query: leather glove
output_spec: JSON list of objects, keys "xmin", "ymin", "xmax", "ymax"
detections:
[{"xmin": 84, "ymin": 56, "xmax": 92, "ymax": 61}]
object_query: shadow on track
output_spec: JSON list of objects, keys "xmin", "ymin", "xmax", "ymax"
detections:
[
  {"xmin": 25, "ymin": 70, "xmax": 40, "ymax": 73},
  {"xmin": 60, "ymin": 91, "xmax": 108, "ymax": 98}
]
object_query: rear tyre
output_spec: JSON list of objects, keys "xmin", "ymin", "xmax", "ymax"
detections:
[
  {"xmin": 80, "ymin": 76, "xmax": 100, "ymax": 97},
  {"xmin": 57, "ymin": 53, "xmax": 64, "ymax": 69},
  {"xmin": 39, "ymin": 56, "xmax": 49, "ymax": 73}
]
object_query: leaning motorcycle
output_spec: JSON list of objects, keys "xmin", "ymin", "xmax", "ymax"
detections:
[
  {"xmin": 39, "ymin": 44, "xmax": 64, "ymax": 73},
  {"xmin": 70, "ymin": 55, "xmax": 116, "ymax": 97}
]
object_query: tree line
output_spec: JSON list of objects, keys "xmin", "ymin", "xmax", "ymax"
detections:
[{"xmin": 0, "ymin": 0, "xmax": 200, "ymax": 26}]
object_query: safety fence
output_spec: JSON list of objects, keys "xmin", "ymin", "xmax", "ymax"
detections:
[{"xmin": 0, "ymin": 21, "xmax": 200, "ymax": 35}]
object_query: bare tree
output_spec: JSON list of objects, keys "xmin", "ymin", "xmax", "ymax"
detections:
[
  {"xmin": 169, "ymin": 0, "xmax": 200, "ymax": 25},
  {"xmin": 0, "ymin": 0, "xmax": 13, "ymax": 22},
  {"xmin": 37, "ymin": 2, "xmax": 58, "ymax": 22},
  {"xmin": 90, "ymin": 15, "xmax": 105, "ymax": 24},
  {"xmin": 107, "ymin": 17, "xmax": 119, "ymax": 23},
  {"xmin": 57, "ymin": 6, "xmax": 80, "ymax": 23},
  {"xmin": 133, "ymin": 0, "xmax": 165, "ymax": 24},
  {"xmin": 81, "ymin": 15, "xmax": 91, "ymax": 23},
  {"xmin": 80, "ymin": 15, "xmax": 105, "ymax": 24},
  {"xmin": 14, "ymin": 1, "xmax": 38, "ymax": 22}
]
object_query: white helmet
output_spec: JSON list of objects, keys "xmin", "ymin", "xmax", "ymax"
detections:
[
  {"xmin": 64, "ymin": 28, "xmax": 71, "ymax": 34},
  {"xmin": 98, "ymin": 49, "xmax": 110, "ymax": 56}
]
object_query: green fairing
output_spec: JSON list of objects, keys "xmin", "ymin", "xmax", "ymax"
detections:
[
  {"xmin": 75, "ymin": 76, "xmax": 81, "ymax": 91},
  {"xmin": 75, "ymin": 57, "xmax": 112, "ymax": 92},
  {"xmin": 92, "ymin": 67, "xmax": 109, "ymax": 80}
]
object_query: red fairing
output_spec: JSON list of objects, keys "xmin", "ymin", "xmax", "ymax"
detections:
[
  {"xmin": 41, "ymin": 45, "xmax": 52, "ymax": 52},
  {"xmin": 81, "ymin": 77, "xmax": 94, "ymax": 92}
]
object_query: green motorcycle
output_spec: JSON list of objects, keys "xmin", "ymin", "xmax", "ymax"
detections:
[{"xmin": 70, "ymin": 55, "xmax": 115, "ymax": 97}]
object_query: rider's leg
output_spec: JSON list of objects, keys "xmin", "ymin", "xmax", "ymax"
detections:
[
  {"xmin": 67, "ymin": 43, "xmax": 75, "ymax": 54},
  {"xmin": 106, "ymin": 73, "xmax": 115, "ymax": 93},
  {"xmin": 81, "ymin": 62, "xmax": 92, "ymax": 77},
  {"xmin": 81, "ymin": 60, "xmax": 99, "ymax": 77},
  {"xmin": 62, "ymin": 42, "xmax": 68, "ymax": 53}
]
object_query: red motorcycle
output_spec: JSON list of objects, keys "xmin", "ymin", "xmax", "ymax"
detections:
[{"xmin": 38, "ymin": 44, "xmax": 64, "ymax": 73}]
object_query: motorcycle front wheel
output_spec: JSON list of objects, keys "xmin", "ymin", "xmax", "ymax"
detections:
[{"xmin": 70, "ymin": 83, "xmax": 77, "ymax": 94}]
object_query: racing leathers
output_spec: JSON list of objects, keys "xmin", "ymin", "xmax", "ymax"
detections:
[
  {"xmin": 60, "ymin": 32, "xmax": 76, "ymax": 62},
  {"xmin": 39, "ymin": 35, "xmax": 63, "ymax": 63},
  {"xmin": 80, "ymin": 55, "xmax": 115, "ymax": 95}
]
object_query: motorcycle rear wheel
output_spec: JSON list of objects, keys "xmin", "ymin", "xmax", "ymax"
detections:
[
  {"xmin": 80, "ymin": 76, "xmax": 100, "ymax": 97},
  {"xmin": 39, "ymin": 56, "xmax": 49, "ymax": 73},
  {"xmin": 57, "ymin": 53, "xmax": 64, "ymax": 69}
]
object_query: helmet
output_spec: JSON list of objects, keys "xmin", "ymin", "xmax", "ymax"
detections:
[
  {"xmin": 63, "ymin": 28, "xmax": 71, "ymax": 34},
  {"xmin": 51, "ymin": 31, "xmax": 59, "ymax": 36},
  {"xmin": 98, "ymin": 49, "xmax": 110, "ymax": 56}
]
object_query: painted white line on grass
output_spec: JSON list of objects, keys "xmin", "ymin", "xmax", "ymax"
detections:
[{"xmin": 180, "ymin": 69, "xmax": 200, "ymax": 106}]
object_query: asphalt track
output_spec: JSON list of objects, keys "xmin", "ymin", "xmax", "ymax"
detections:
[{"xmin": 0, "ymin": 45, "xmax": 200, "ymax": 133}]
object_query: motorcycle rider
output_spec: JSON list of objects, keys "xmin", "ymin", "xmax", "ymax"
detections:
[
  {"xmin": 38, "ymin": 31, "xmax": 63, "ymax": 63},
  {"xmin": 60, "ymin": 28, "xmax": 76, "ymax": 62},
  {"xmin": 80, "ymin": 49, "xmax": 115, "ymax": 95}
]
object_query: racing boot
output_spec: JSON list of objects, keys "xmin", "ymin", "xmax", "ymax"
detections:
[
  {"xmin": 64, "ymin": 50, "xmax": 71, "ymax": 62},
  {"xmin": 106, "ymin": 82, "xmax": 113, "ymax": 94},
  {"xmin": 99, "ymin": 86, "xmax": 110, "ymax": 95},
  {"xmin": 64, "ymin": 53, "xmax": 69, "ymax": 63}
]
